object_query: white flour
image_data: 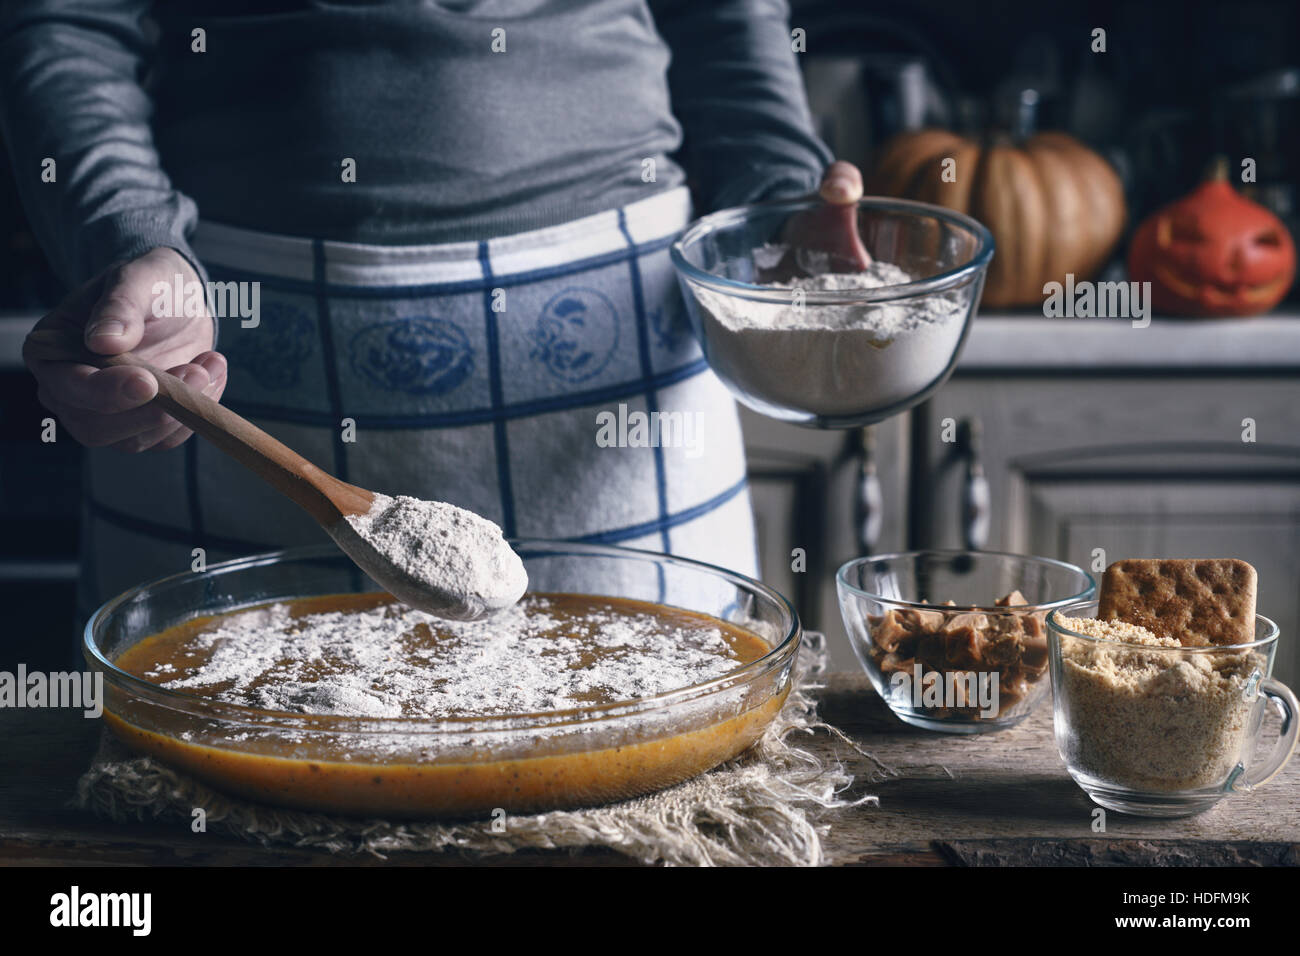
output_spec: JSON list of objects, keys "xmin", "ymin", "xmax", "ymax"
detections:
[
  {"xmin": 741, "ymin": 258, "xmax": 943, "ymax": 332},
  {"xmin": 692, "ymin": 255, "xmax": 966, "ymax": 420},
  {"xmin": 330, "ymin": 494, "xmax": 527, "ymax": 622},
  {"xmin": 156, "ymin": 596, "xmax": 744, "ymax": 719}
]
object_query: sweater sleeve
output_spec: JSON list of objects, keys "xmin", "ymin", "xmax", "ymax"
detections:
[
  {"xmin": 0, "ymin": 0, "xmax": 207, "ymax": 293},
  {"xmin": 649, "ymin": 0, "xmax": 833, "ymax": 213}
]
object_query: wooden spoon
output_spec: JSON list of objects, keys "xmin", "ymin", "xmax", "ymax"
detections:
[{"xmin": 24, "ymin": 328, "xmax": 524, "ymax": 620}]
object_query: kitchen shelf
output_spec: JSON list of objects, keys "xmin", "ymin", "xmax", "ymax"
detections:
[{"xmin": 960, "ymin": 311, "xmax": 1300, "ymax": 372}]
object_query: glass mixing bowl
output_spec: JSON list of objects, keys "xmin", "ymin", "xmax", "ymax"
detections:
[
  {"xmin": 84, "ymin": 542, "xmax": 801, "ymax": 818},
  {"xmin": 837, "ymin": 550, "xmax": 1095, "ymax": 733},
  {"xmin": 671, "ymin": 197, "xmax": 994, "ymax": 427}
]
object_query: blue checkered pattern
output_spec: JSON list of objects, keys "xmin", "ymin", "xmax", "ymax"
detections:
[{"xmin": 77, "ymin": 187, "xmax": 757, "ymax": 619}]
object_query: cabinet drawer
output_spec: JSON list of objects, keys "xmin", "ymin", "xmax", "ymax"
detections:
[{"xmin": 914, "ymin": 376, "xmax": 1300, "ymax": 686}]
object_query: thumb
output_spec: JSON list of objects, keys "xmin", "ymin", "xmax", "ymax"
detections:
[
  {"xmin": 819, "ymin": 160, "xmax": 863, "ymax": 205},
  {"xmin": 84, "ymin": 263, "xmax": 158, "ymax": 355}
]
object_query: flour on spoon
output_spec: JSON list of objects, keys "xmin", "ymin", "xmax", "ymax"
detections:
[{"xmin": 331, "ymin": 494, "xmax": 528, "ymax": 622}]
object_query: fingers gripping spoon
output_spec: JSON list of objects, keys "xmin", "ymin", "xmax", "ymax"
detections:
[{"xmin": 25, "ymin": 330, "xmax": 527, "ymax": 621}]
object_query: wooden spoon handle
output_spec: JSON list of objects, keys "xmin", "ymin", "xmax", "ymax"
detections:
[{"xmin": 25, "ymin": 329, "xmax": 372, "ymax": 525}]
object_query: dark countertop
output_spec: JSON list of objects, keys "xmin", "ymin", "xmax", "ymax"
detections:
[{"xmin": 3, "ymin": 672, "xmax": 1295, "ymax": 866}]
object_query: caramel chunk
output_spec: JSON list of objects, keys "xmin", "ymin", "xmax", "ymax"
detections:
[{"xmin": 863, "ymin": 590, "xmax": 1053, "ymax": 721}]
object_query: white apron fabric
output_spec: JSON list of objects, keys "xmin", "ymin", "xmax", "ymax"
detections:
[{"xmin": 77, "ymin": 186, "xmax": 757, "ymax": 620}]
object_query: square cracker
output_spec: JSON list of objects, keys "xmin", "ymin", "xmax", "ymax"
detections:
[{"xmin": 1098, "ymin": 558, "xmax": 1257, "ymax": 646}]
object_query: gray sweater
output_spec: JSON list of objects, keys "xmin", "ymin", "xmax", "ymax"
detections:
[{"xmin": 0, "ymin": 0, "xmax": 831, "ymax": 288}]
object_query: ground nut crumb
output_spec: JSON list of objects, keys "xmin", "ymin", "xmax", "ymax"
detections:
[
  {"xmin": 1056, "ymin": 616, "xmax": 1263, "ymax": 792},
  {"xmin": 1057, "ymin": 616, "xmax": 1179, "ymax": 647}
]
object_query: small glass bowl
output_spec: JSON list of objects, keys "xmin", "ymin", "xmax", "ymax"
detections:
[
  {"xmin": 84, "ymin": 542, "xmax": 801, "ymax": 818},
  {"xmin": 837, "ymin": 549, "xmax": 1095, "ymax": 733},
  {"xmin": 670, "ymin": 196, "xmax": 994, "ymax": 427}
]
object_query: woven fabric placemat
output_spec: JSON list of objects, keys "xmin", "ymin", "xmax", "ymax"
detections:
[{"xmin": 76, "ymin": 633, "xmax": 881, "ymax": 866}]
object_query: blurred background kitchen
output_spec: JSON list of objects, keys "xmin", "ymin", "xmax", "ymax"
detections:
[{"xmin": 2, "ymin": 0, "xmax": 1297, "ymax": 682}]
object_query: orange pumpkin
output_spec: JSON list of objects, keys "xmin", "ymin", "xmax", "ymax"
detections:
[
  {"xmin": 1128, "ymin": 161, "xmax": 1296, "ymax": 317},
  {"xmin": 867, "ymin": 130, "xmax": 1127, "ymax": 308}
]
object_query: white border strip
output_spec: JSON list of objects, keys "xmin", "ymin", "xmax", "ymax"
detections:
[
  {"xmin": 189, "ymin": 187, "xmax": 692, "ymax": 288},
  {"xmin": 190, "ymin": 223, "xmax": 315, "ymax": 282}
]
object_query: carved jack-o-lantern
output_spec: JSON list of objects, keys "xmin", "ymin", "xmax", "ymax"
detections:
[{"xmin": 1128, "ymin": 160, "xmax": 1296, "ymax": 317}]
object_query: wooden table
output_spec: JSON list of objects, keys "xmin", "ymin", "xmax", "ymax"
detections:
[{"xmin": 2, "ymin": 673, "xmax": 1296, "ymax": 866}]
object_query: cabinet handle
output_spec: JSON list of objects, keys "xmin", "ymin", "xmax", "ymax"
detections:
[
  {"xmin": 957, "ymin": 418, "xmax": 990, "ymax": 551},
  {"xmin": 849, "ymin": 428, "xmax": 883, "ymax": 555}
]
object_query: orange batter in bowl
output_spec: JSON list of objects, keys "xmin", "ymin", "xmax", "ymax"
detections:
[{"xmin": 107, "ymin": 592, "xmax": 791, "ymax": 817}]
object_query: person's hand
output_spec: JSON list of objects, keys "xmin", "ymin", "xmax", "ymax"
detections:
[
  {"xmin": 817, "ymin": 159, "xmax": 866, "ymax": 207},
  {"xmin": 763, "ymin": 161, "xmax": 872, "ymax": 281},
  {"xmin": 23, "ymin": 247, "xmax": 227, "ymax": 452}
]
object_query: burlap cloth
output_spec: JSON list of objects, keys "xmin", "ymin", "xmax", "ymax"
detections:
[{"xmin": 76, "ymin": 633, "xmax": 885, "ymax": 866}]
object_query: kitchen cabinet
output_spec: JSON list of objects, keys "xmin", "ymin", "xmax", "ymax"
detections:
[
  {"xmin": 741, "ymin": 408, "xmax": 908, "ymax": 647},
  {"xmin": 913, "ymin": 376, "xmax": 1300, "ymax": 687},
  {"xmin": 0, "ymin": 349, "xmax": 82, "ymax": 673},
  {"xmin": 745, "ymin": 315, "xmax": 1300, "ymax": 681}
]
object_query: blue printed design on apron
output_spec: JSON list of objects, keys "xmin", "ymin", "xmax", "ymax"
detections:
[
  {"xmin": 220, "ymin": 301, "xmax": 316, "ymax": 391},
  {"xmin": 76, "ymin": 187, "xmax": 756, "ymax": 629},
  {"xmin": 647, "ymin": 297, "xmax": 691, "ymax": 353},
  {"xmin": 529, "ymin": 287, "xmax": 620, "ymax": 384},
  {"xmin": 348, "ymin": 317, "xmax": 475, "ymax": 396}
]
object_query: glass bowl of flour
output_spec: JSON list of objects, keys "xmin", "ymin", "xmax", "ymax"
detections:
[{"xmin": 671, "ymin": 197, "xmax": 994, "ymax": 426}]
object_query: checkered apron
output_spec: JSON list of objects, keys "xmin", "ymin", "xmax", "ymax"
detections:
[{"xmin": 76, "ymin": 186, "xmax": 757, "ymax": 620}]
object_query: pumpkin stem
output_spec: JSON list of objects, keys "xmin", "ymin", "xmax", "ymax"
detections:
[{"xmin": 1205, "ymin": 155, "xmax": 1231, "ymax": 183}]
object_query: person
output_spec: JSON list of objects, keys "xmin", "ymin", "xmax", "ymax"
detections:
[{"xmin": 1, "ymin": 0, "xmax": 865, "ymax": 622}]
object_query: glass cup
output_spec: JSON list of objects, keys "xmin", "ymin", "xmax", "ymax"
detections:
[{"xmin": 1048, "ymin": 600, "xmax": 1298, "ymax": 817}]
